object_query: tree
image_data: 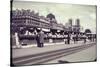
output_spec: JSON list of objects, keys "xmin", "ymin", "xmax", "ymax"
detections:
[{"xmin": 85, "ymin": 29, "xmax": 91, "ymax": 33}]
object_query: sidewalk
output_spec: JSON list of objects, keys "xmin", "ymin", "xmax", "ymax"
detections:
[
  {"xmin": 12, "ymin": 41, "xmax": 95, "ymax": 58},
  {"xmin": 13, "ymin": 40, "xmax": 91, "ymax": 48}
]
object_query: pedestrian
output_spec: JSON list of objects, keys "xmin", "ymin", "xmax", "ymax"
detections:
[
  {"xmin": 73, "ymin": 34, "xmax": 76, "ymax": 44},
  {"xmin": 67, "ymin": 33, "xmax": 70, "ymax": 44},
  {"xmin": 35, "ymin": 31, "xmax": 40, "ymax": 47},
  {"xmin": 83, "ymin": 34, "xmax": 86, "ymax": 43},
  {"xmin": 64, "ymin": 35, "xmax": 67, "ymax": 44},
  {"xmin": 75, "ymin": 33, "xmax": 78, "ymax": 43},
  {"xmin": 38, "ymin": 29, "xmax": 45, "ymax": 47}
]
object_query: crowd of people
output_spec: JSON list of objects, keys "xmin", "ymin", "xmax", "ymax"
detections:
[
  {"xmin": 29, "ymin": 29, "xmax": 96, "ymax": 48},
  {"xmin": 35, "ymin": 29, "xmax": 45, "ymax": 47},
  {"xmin": 12, "ymin": 29, "xmax": 96, "ymax": 48}
]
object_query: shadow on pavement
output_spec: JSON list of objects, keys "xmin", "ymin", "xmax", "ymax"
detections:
[{"xmin": 58, "ymin": 60, "xmax": 70, "ymax": 63}]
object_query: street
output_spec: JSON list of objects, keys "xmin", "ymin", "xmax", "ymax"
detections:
[
  {"xmin": 12, "ymin": 42, "xmax": 96, "ymax": 65},
  {"xmin": 45, "ymin": 43, "xmax": 96, "ymax": 64}
]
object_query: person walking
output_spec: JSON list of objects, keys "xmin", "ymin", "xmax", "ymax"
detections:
[
  {"xmin": 64, "ymin": 35, "xmax": 67, "ymax": 44},
  {"xmin": 35, "ymin": 30, "xmax": 40, "ymax": 47},
  {"xmin": 83, "ymin": 35, "xmax": 86, "ymax": 43},
  {"xmin": 38, "ymin": 29, "xmax": 45, "ymax": 47},
  {"xmin": 67, "ymin": 33, "xmax": 70, "ymax": 44},
  {"xmin": 73, "ymin": 34, "xmax": 76, "ymax": 44}
]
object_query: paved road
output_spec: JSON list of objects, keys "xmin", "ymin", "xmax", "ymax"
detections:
[
  {"xmin": 45, "ymin": 44, "xmax": 96, "ymax": 64},
  {"xmin": 12, "ymin": 42, "xmax": 96, "ymax": 66},
  {"xmin": 12, "ymin": 41, "xmax": 94, "ymax": 58}
]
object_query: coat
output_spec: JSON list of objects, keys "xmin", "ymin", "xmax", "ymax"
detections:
[{"xmin": 38, "ymin": 32, "xmax": 45, "ymax": 43}]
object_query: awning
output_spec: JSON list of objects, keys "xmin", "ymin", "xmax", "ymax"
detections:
[{"xmin": 42, "ymin": 28, "xmax": 50, "ymax": 32}]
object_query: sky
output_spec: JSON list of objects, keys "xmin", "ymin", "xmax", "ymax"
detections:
[{"xmin": 12, "ymin": 1, "xmax": 96, "ymax": 33}]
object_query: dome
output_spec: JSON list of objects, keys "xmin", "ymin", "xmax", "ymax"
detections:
[{"xmin": 46, "ymin": 13, "xmax": 55, "ymax": 20}]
